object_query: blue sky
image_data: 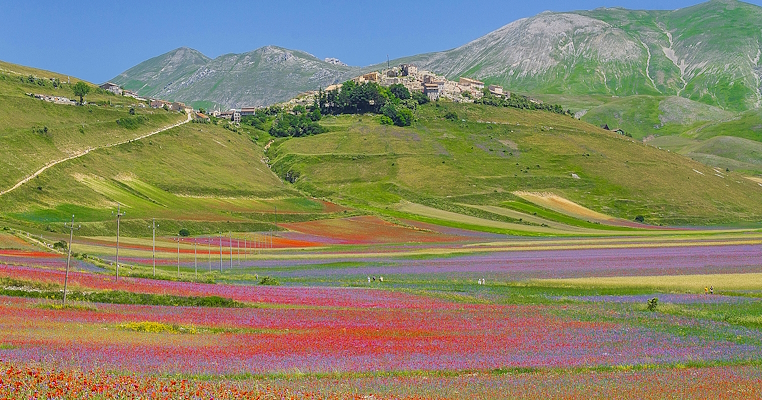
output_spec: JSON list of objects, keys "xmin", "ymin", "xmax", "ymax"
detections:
[{"xmin": 2, "ymin": 0, "xmax": 760, "ymax": 83}]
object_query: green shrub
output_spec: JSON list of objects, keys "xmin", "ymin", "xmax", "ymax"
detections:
[
  {"xmin": 646, "ymin": 297, "xmax": 659, "ymax": 311},
  {"xmin": 258, "ymin": 276, "xmax": 280, "ymax": 286},
  {"xmin": 178, "ymin": 228, "xmax": 190, "ymax": 237}
]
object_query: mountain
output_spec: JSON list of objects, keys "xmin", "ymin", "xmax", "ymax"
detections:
[
  {"xmin": 115, "ymin": 1, "xmax": 762, "ymax": 113},
  {"xmin": 112, "ymin": 46, "xmax": 360, "ymax": 109},
  {"xmin": 392, "ymin": 0, "xmax": 762, "ymax": 112}
]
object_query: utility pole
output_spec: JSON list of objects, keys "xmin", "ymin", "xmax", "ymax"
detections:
[
  {"xmin": 63, "ymin": 215, "xmax": 80, "ymax": 306},
  {"xmin": 151, "ymin": 218, "xmax": 158, "ymax": 277},
  {"xmin": 273, "ymin": 205, "xmax": 277, "ymax": 249},
  {"xmin": 229, "ymin": 231, "xmax": 233, "ymax": 269},
  {"xmin": 112, "ymin": 203, "xmax": 125, "ymax": 281},
  {"xmin": 194, "ymin": 240, "xmax": 198, "ymax": 278},
  {"xmin": 208, "ymin": 239, "xmax": 211, "ymax": 272},
  {"xmin": 237, "ymin": 238, "xmax": 240, "ymax": 268},
  {"xmin": 219, "ymin": 233, "xmax": 223, "ymax": 272},
  {"xmin": 176, "ymin": 235, "xmax": 180, "ymax": 278}
]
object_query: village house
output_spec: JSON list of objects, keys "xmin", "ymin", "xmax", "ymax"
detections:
[
  {"xmin": 401, "ymin": 64, "xmax": 418, "ymax": 77},
  {"xmin": 123, "ymin": 90, "xmax": 148, "ymax": 102},
  {"xmin": 194, "ymin": 112, "xmax": 210, "ymax": 122},
  {"xmin": 382, "ymin": 77, "xmax": 401, "ymax": 86},
  {"xmin": 150, "ymin": 100, "xmax": 167, "ymax": 109},
  {"xmin": 324, "ymin": 84, "xmax": 342, "ymax": 92},
  {"xmin": 219, "ymin": 110, "xmax": 242, "ymax": 123},
  {"xmin": 362, "ymin": 72, "xmax": 380, "ymax": 82},
  {"xmin": 166, "ymin": 102, "xmax": 186, "ymax": 112},
  {"xmin": 488, "ymin": 85, "xmax": 505, "ymax": 96},
  {"xmin": 423, "ymin": 83, "xmax": 442, "ymax": 101},
  {"xmin": 459, "ymin": 77, "xmax": 485, "ymax": 91},
  {"xmin": 99, "ymin": 82, "xmax": 123, "ymax": 95},
  {"xmin": 240, "ymin": 107, "xmax": 258, "ymax": 117}
]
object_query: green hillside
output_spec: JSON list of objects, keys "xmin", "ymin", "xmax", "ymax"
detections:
[
  {"xmin": 269, "ymin": 102, "xmax": 762, "ymax": 226},
  {"xmin": 0, "ymin": 61, "xmax": 186, "ymax": 192},
  {"xmin": 0, "ymin": 61, "xmax": 330, "ymax": 236}
]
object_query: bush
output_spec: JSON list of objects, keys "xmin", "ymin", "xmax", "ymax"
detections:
[
  {"xmin": 444, "ymin": 111, "xmax": 458, "ymax": 121},
  {"xmin": 269, "ymin": 113, "xmax": 325, "ymax": 137},
  {"xmin": 380, "ymin": 115, "xmax": 393, "ymax": 125},
  {"xmin": 53, "ymin": 240, "xmax": 68, "ymax": 251},
  {"xmin": 646, "ymin": 297, "xmax": 659, "ymax": 311},
  {"xmin": 178, "ymin": 228, "xmax": 190, "ymax": 237},
  {"xmin": 635, "ymin": 215, "xmax": 645, "ymax": 223},
  {"xmin": 258, "ymin": 276, "xmax": 280, "ymax": 286},
  {"xmin": 381, "ymin": 103, "xmax": 413, "ymax": 127}
]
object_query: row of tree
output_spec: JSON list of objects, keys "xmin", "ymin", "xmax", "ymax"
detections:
[{"xmin": 476, "ymin": 89, "xmax": 570, "ymax": 115}]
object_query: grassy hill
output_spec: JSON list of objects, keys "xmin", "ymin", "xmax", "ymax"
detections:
[
  {"xmin": 269, "ymin": 101, "xmax": 762, "ymax": 227},
  {"xmin": 0, "ymin": 61, "xmax": 336, "ymax": 236},
  {"xmin": 0, "ymin": 61, "xmax": 185, "ymax": 191}
]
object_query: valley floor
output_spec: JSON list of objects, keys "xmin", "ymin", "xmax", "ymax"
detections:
[{"xmin": 1, "ymin": 223, "xmax": 761, "ymax": 398}]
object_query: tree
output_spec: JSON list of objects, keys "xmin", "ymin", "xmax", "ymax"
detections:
[
  {"xmin": 412, "ymin": 90, "xmax": 430, "ymax": 105},
  {"xmin": 72, "ymin": 81, "xmax": 90, "ymax": 105},
  {"xmin": 389, "ymin": 83, "xmax": 411, "ymax": 100}
]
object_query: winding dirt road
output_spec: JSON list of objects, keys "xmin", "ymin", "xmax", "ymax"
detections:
[{"xmin": 0, "ymin": 112, "xmax": 192, "ymax": 197}]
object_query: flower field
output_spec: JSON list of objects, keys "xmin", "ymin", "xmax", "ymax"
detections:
[{"xmin": 1, "ymin": 226, "xmax": 762, "ymax": 398}]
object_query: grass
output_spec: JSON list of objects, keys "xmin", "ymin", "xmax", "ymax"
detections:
[
  {"xmin": 0, "ymin": 71, "xmax": 185, "ymax": 192},
  {"xmin": 0, "ymin": 116, "xmax": 338, "ymax": 235},
  {"xmin": 535, "ymin": 273, "xmax": 762, "ymax": 292},
  {"xmin": 271, "ymin": 101, "xmax": 762, "ymax": 226},
  {"xmin": 0, "ymin": 277, "xmax": 244, "ymax": 308}
]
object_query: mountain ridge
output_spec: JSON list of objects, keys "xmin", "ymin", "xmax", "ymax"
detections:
[{"xmin": 112, "ymin": 0, "xmax": 762, "ymax": 112}]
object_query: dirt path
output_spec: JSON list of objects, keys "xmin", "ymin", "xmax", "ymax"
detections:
[{"xmin": 0, "ymin": 112, "xmax": 191, "ymax": 197}]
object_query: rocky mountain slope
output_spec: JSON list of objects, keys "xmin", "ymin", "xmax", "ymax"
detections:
[
  {"xmin": 393, "ymin": 0, "xmax": 762, "ymax": 111},
  {"xmin": 112, "ymin": 47, "xmax": 359, "ymax": 109}
]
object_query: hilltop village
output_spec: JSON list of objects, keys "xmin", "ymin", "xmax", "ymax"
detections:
[
  {"xmin": 205, "ymin": 65, "xmax": 513, "ymax": 120},
  {"xmin": 279, "ymin": 64, "xmax": 509, "ymax": 111}
]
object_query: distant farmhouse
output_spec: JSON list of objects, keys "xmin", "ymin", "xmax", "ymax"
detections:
[{"xmin": 99, "ymin": 82, "xmax": 123, "ymax": 95}]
